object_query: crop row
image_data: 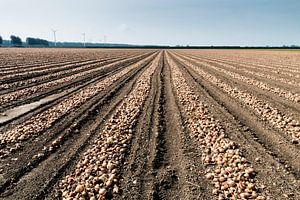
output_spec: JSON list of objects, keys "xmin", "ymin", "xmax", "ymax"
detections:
[
  {"xmin": 0, "ymin": 51, "xmax": 128, "ymax": 72},
  {"xmin": 0, "ymin": 58, "xmax": 116, "ymax": 82},
  {"xmin": 56, "ymin": 52, "xmax": 162, "ymax": 200},
  {"xmin": 178, "ymin": 53, "xmax": 300, "ymax": 103},
  {"xmin": 0, "ymin": 58, "xmax": 95, "ymax": 76},
  {"xmin": 0, "ymin": 59, "xmax": 105, "ymax": 90},
  {"xmin": 0, "ymin": 54, "xmax": 144, "ymax": 106},
  {"xmin": 182, "ymin": 51, "xmax": 300, "ymax": 78},
  {"xmin": 203, "ymin": 50, "xmax": 300, "ymax": 71},
  {"xmin": 172, "ymin": 54, "xmax": 300, "ymax": 142},
  {"xmin": 167, "ymin": 53, "xmax": 265, "ymax": 200},
  {"xmin": 0, "ymin": 52, "xmax": 151, "ymax": 91},
  {"xmin": 182, "ymin": 54, "xmax": 300, "ymax": 88},
  {"xmin": 0, "ymin": 54, "xmax": 156, "ymax": 158},
  {"xmin": 202, "ymin": 55, "xmax": 300, "ymax": 79},
  {"xmin": 0, "ymin": 53, "xmax": 68, "ymax": 69},
  {"xmin": 0, "ymin": 49, "xmax": 118, "ymax": 69},
  {"xmin": 231, "ymin": 56, "xmax": 300, "ymax": 72}
]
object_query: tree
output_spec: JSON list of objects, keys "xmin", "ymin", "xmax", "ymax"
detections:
[
  {"xmin": 0, "ymin": 36, "xmax": 3, "ymax": 46},
  {"xmin": 26, "ymin": 37, "xmax": 49, "ymax": 46},
  {"xmin": 10, "ymin": 35, "xmax": 22, "ymax": 46}
]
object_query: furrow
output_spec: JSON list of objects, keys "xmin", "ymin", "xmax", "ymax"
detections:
[
  {"xmin": 177, "ymin": 53, "xmax": 300, "ymax": 104},
  {"xmin": 180, "ymin": 53, "xmax": 300, "ymax": 89},
  {"xmin": 0, "ymin": 52, "xmax": 152, "ymax": 110},
  {"xmin": 0, "ymin": 53, "xmax": 157, "ymax": 158},
  {"xmin": 0, "ymin": 51, "xmax": 152, "ymax": 200},
  {"xmin": 171, "ymin": 53, "xmax": 300, "ymax": 143},
  {"xmin": 55, "ymin": 52, "xmax": 162, "ymax": 199},
  {"xmin": 167, "ymin": 53, "xmax": 266, "ymax": 200}
]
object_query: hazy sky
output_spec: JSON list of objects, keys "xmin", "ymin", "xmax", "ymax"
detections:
[{"xmin": 0, "ymin": 0, "xmax": 299, "ymax": 46}]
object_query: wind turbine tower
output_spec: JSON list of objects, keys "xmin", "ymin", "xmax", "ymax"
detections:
[{"xmin": 52, "ymin": 29, "xmax": 58, "ymax": 47}]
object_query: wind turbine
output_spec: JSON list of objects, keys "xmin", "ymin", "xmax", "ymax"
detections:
[
  {"xmin": 82, "ymin": 33, "xmax": 86, "ymax": 47},
  {"xmin": 51, "ymin": 29, "xmax": 58, "ymax": 47}
]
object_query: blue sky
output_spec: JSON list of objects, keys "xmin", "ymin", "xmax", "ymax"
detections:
[{"xmin": 0, "ymin": 0, "xmax": 299, "ymax": 46}]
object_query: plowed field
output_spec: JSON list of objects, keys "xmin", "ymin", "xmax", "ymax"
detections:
[{"xmin": 0, "ymin": 48, "xmax": 299, "ymax": 200}]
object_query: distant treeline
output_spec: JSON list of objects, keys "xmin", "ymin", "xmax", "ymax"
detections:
[
  {"xmin": 10, "ymin": 35, "xmax": 22, "ymax": 46},
  {"xmin": 26, "ymin": 37, "xmax": 49, "ymax": 46},
  {"xmin": 0, "ymin": 35, "xmax": 49, "ymax": 47},
  {"xmin": 0, "ymin": 34, "xmax": 299, "ymax": 49}
]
